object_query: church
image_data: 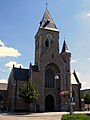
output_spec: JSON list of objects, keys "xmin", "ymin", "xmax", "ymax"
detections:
[{"xmin": 6, "ymin": 7, "xmax": 81, "ymax": 112}]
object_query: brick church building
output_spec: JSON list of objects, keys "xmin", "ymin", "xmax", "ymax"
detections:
[{"xmin": 6, "ymin": 8, "xmax": 81, "ymax": 112}]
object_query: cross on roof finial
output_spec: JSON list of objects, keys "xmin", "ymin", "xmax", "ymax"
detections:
[
  {"xmin": 64, "ymin": 37, "xmax": 65, "ymax": 41},
  {"xmin": 45, "ymin": 0, "xmax": 48, "ymax": 9}
]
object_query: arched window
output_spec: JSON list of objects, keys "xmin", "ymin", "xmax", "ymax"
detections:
[
  {"xmin": 45, "ymin": 69, "xmax": 54, "ymax": 88},
  {"xmin": 50, "ymin": 40, "xmax": 54, "ymax": 46},
  {"xmin": 45, "ymin": 39, "xmax": 49, "ymax": 47}
]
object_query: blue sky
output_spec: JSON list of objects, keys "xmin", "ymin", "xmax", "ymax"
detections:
[{"xmin": 0, "ymin": 0, "xmax": 90, "ymax": 89}]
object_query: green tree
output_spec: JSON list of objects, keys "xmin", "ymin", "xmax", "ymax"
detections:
[
  {"xmin": 84, "ymin": 92, "xmax": 90, "ymax": 104},
  {"xmin": 83, "ymin": 91, "xmax": 90, "ymax": 111},
  {"xmin": 19, "ymin": 80, "xmax": 39, "ymax": 111}
]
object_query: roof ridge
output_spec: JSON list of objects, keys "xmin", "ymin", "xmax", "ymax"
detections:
[{"xmin": 39, "ymin": 8, "xmax": 58, "ymax": 30}]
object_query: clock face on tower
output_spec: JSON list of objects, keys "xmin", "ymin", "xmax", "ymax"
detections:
[
  {"xmin": 45, "ymin": 33, "xmax": 54, "ymax": 47},
  {"xmin": 47, "ymin": 34, "xmax": 53, "ymax": 40}
]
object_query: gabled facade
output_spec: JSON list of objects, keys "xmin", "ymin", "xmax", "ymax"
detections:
[
  {"xmin": 71, "ymin": 71, "xmax": 81, "ymax": 111},
  {"xmin": 30, "ymin": 7, "xmax": 71, "ymax": 112},
  {"xmin": 6, "ymin": 66, "xmax": 29, "ymax": 111},
  {"xmin": 6, "ymin": 8, "xmax": 81, "ymax": 112}
]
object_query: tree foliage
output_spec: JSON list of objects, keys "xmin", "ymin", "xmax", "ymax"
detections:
[
  {"xmin": 83, "ymin": 92, "xmax": 90, "ymax": 104},
  {"xmin": 19, "ymin": 80, "xmax": 39, "ymax": 104}
]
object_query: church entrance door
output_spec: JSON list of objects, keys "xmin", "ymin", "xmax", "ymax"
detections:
[{"xmin": 45, "ymin": 94, "xmax": 54, "ymax": 111}]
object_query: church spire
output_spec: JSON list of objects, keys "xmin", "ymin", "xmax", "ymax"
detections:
[
  {"xmin": 45, "ymin": 0, "xmax": 48, "ymax": 9},
  {"xmin": 39, "ymin": 7, "xmax": 59, "ymax": 31},
  {"xmin": 61, "ymin": 40, "xmax": 70, "ymax": 53}
]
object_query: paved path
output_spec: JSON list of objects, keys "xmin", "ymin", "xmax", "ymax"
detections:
[
  {"xmin": 0, "ymin": 111, "xmax": 90, "ymax": 120},
  {"xmin": 0, "ymin": 112, "xmax": 68, "ymax": 120}
]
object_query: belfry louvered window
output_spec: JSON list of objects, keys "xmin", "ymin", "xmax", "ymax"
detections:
[
  {"xmin": 45, "ymin": 39, "xmax": 49, "ymax": 47},
  {"xmin": 45, "ymin": 69, "xmax": 54, "ymax": 88}
]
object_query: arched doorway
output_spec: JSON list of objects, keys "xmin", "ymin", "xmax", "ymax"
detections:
[{"xmin": 45, "ymin": 94, "xmax": 54, "ymax": 111}]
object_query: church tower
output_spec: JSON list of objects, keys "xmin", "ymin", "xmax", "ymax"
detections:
[
  {"xmin": 6, "ymin": 5, "xmax": 81, "ymax": 112},
  {"xmin": 30, "ymin": 7, "xmax": 71, "ymax": 112},
  {"xmin": 35, "ymin": 8, "xmax": 59, "ymax": 66}
]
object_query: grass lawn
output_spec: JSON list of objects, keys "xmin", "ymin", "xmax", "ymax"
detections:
[{"xmin": 61, "ymin": 114, "xmax": 90, "ymax": 120}]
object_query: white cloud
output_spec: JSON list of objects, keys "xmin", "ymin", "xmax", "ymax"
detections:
[
  {"xmin": 0, "ymin": 79, "xmax": 7, "ymax": 84},
  {"xmin": 76, "ymin": 11, "xmax": 90, "ymax": 30},
  {"xmin": 80, "ymin": 11, "xmax": 90, "ymax": 19},
  {"xmin": 86, "ymin": 12, "xmax": 90, "ymax": 17},
  {"xmin": 71, "ymin": 60, "xmax": 77, "ymax": 63},
  {"xmin": 0, "ymin": 40, "xmax": 4, "ymax": 47},
  {"xmin": 71, "ymin": 58, "xmax": 79, "ymax": 63},
  {"xmin": 88, "ymin": 58, "xmax": 90, "ymax": 60},
  {"xmin": 0, "ymin": 40, "xmax": 21, "ymax": 57},
  {"xmin": 5, "ymin": 61, "xmax": 26, "ymax": 69},
  {"xmin": 0, "ymin": 69, "xmax": 6, "ymax": 73},
  {"xmin": 76, "ymin": 72, "xmax": 90, "ymax": 90}
]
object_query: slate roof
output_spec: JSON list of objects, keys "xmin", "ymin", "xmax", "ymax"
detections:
[
  {"xmin": 0, "ymin": 83, "xmax": 7, "ymax": 90},
  {"xmin": 71, "ymin": 73, "xmax": 78, "ymax": 85},
  {"xmin": 71, "ymin": 70, "xmax": 81, "ymax": 88},
  {"xmin": 30, "ymin": 65, "xmax": 38, "ymax": 72},
  {"xmin": 40, "ymin": 8, "xmax": 58, "ymax": 31},
  {"xmin": 13, "ymin": 67, "xmax": 29, "ymax": 80},
  {"xmin": 73, "ymin": 70, "xmax": 81, "ymax": 88},
  {"xmin": 61, "ymin": 40, "xmax": 70, "ymax": 53}
]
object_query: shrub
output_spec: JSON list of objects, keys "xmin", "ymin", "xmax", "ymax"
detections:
[
  {"xmin": 61, "ymin": 114, "xmax": 90, "ymax": 120},
  {"xmin": 84, "ymin": 92, "xmax": 90, "ymax": 104}
]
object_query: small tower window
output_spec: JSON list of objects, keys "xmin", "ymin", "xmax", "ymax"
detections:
[
  {"xmin": 50, "ymin": 40, "xmax": 54, "ymax": 45},
  {"xmin": 36, "ymin": 42, "xmax": 39, "ymax": 52},
  {"xmin": 45, "ymin": 39, "xmax": 49, "ymax": 47},
  {"xmin": 52, "ymin": 53, "xmax": 54, "ymax": 58}
]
